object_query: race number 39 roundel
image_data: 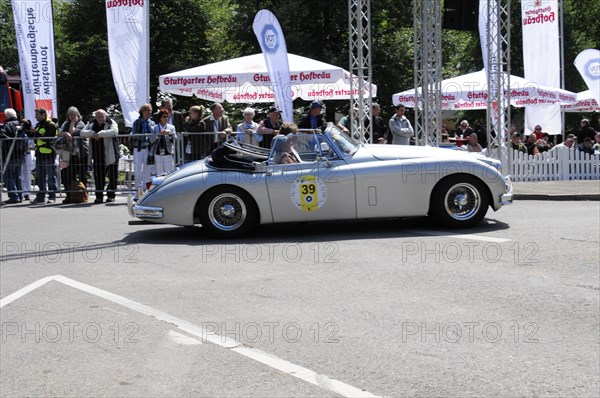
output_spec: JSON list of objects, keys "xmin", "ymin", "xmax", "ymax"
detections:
[{"xmin": 290, "ymin": 175, "xmax": 327, "ymax": 212}]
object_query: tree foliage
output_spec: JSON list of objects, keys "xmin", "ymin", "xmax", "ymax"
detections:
[{"xmin": 1, "ymin": 0, "xmax": 598, "ymax": 124}]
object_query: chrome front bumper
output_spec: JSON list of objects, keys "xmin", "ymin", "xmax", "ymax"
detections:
[
  {"xmin": 500, "ymin": 176, "xmax": 513, "ymax": 205},
  {"xmin": 132, "ymin": 205, "xmax": 164, "ymax": 219}
]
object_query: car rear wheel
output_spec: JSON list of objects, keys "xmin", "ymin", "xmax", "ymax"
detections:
[
  {"xmin": 430, "ymin": 175, "xmax": 489, "ymax": 228},
  {"xmin": 198, "ymin": 186, "xmax": 257, "ymax": 238}
]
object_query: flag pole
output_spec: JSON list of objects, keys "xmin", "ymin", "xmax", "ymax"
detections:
[
  {"xmin": 559, "ymin": 0, "xmax": 565, "ymax": 141},
  {"xmin": 146, "ymin": 1, "xmax": 151, "ymax": 105}
]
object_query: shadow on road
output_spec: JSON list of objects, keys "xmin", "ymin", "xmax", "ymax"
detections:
[{"xmin": 121, "ymin": 217, "xmax": 511, "ymax": 246}]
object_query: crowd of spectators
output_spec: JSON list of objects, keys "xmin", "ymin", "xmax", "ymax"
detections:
[{"xmin": 1, "ymin": 100, "xmax": 599, "ymax": 205}]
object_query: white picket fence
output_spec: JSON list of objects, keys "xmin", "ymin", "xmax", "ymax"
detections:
[{"xmin": 510, "ymin": 147, "xmax": 600, "ymax": 182}]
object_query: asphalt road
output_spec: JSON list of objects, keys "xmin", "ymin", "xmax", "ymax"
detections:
[{"xmin": 1, "ymin": 198, "xmax": 599, "ymax": 397}]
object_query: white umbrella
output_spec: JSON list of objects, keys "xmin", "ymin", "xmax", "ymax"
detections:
[
  {"xmin": 392, "ymin": 69, "xmax": 577, "ymax": 110},
  {"xmin": 159, "ymin": 53, "xmax": 377, "ymax": 103},
  {"xmin": 561, "ymin": 90, "xmax": 600, "ymax": 112}
]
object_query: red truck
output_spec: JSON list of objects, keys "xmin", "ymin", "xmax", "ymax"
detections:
[{"xmin": 0, "ymin": 66, "xmax": 24, "ymax": 123}]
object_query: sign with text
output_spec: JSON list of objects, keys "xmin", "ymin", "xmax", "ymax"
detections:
[
  {"xmin": 522, "ymin": 0, "xmax": 561, "ymax": 135},
  {"xmin": 105, "ymin": 0, "xmax": 149, "ymax": 127},
  {"xmin": 11, "ymin": 0, "xmax": 58, "ymax": 123}
]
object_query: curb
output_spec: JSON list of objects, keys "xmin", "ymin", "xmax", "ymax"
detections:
[{"xmin": 513, "ymin": 194, "xmax": 600, "ymax": 201}]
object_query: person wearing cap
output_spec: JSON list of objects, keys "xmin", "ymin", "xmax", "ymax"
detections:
[
  {"xmin": 202, "ymin": 103, "xmax": 232, "ymax": 150},
  {"xmin": 508, "ymin": 132, "xmax": 527, "ymax": 153},
  {"xmin": 297, "ymin": 101, "xmax": 327, "ymax": 131},
  {"xmin": 257, "ymin": 106, "xmax": 282, "ymax": 148},
  {"xmin": 236, "ymin": 107, "xmax": 262, "ymax": 146},
  {"xmin": 388, "ymin": 104, "xmax": 414, "ymax": 145}
]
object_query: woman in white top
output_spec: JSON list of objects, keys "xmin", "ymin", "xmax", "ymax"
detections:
[
  {"xmin": 150, "ymin": 108, "xmax": 177, "ymax": 175},
  {"xmin": 236, "ymin": 107, "xmax": 262, "ymax": 147}
]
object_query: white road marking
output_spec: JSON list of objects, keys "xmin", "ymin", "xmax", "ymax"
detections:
[
  {"xmin": 0, "ymin": 276, "xmax": 55, "ymax": 308},
  {"xmin": 412, "ymin": 230, "xmax": 511, "ymax": 243},
  {"xmin": 167, "ymin": 330, "xmax": 202, "ymax": 345},
  {"xmin": 1, "ymin": 275, "xmax": 380, "ymax": 398}
]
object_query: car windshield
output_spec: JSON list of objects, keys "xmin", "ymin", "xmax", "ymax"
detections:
[
  {"xmin": 324, "ymin": 124, "xmax": 359, "ymax": 156},
  {"xmin": 269, "ymin": 133, "xmax": 340, "ymax": 164}
]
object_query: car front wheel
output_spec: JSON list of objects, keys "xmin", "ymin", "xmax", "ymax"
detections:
[
  {"xmin": 198, "ymin": 186, "xmax": 257, "ymax": 238},
  {"xmin": 430, "ymin": 175, "xmax": 489, "ymax": 228}
]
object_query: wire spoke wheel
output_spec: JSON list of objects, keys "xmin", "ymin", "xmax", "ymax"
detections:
[
  {"xmin": 444, "ymin": 183, "xmax": 481, "ymax": 221},
  {"xmin": 208, "ymin": 193, "xmax": 247, "ymax": 231},
  {"xmin": 430, "ymin": 176, "xmax": 489, "ymax": 228},
  {"xmin": 198, "ymin": 186, "xmax": 257, "ymax": 238}
]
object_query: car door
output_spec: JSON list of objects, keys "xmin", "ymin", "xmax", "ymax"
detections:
[{"xmin": 266, "ymin": 135, "xmax": 356, "ymax": 223}]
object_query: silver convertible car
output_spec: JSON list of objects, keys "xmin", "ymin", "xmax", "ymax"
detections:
[{"xmin": 130, "ymin": 123, "xmax": 512, "ymax": 238}]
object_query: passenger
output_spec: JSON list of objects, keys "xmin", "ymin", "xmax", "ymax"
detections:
[
  {"xmin": 272, "ymin": 123, "xmax": 302, "ymax": 164},
  {"xmin": 273, "ymin": 138, "xmax": 300, "ymax": 164}
]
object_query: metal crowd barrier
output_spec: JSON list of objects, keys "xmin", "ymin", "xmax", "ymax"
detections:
[{"xmin": 0, "ymin": 131, "xmax": 261, "ymax": 203}]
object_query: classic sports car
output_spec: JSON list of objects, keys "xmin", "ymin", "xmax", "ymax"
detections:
[{"xmin": 130, "ymin": 123, "xmax": 512, "ymax": 237}]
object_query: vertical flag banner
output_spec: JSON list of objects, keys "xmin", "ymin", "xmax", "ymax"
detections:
[
  {"xmin": 105, "ymin": 0, "xmax": 149, "ymax": 128},
  {"xmin": 478, "ymin": 0, "xmax": 498, "ymax": 74},
  {"xmin": 521, "ymin": 0, "xmax": 561, "ymax": 135},
  {"xmin": 574, "ymin": 49, "xmax": 600, "ymax": 105},
  {"xmin": 252, "ymin": 10, "xmax": 293, "ymax": 123},
  {"xmin": 11, "ymin": 0, "xmax": 58, "ymax": 123}
]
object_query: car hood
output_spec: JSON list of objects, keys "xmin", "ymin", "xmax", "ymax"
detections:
[
  {"xmin": 362, "ymin": 144, "xmax": 502, "ymax": 171},
  {"xmin": 363, "ymin": 144, "xmax": 475, "ymax": 161}
]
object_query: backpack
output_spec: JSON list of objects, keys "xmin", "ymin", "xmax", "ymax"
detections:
[
  {"xmin": 69, "ymin": 180, "xmax": 88, "ymax": 203},
  {"xmin": 15, "ymin": 126, "xmax": 28, "ymax": 155}
]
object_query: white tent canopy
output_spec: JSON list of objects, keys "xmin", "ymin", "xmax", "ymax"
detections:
[
  {"xmin": 159, "ymin": 53, "xmax": 377, "ymax": 103},
  {"xmin": 561, "ymin": 90, "xmax": 600, "ymax": 112},
  {"xmin": 392, "ymin": 70, "xmax": 577, "ymax": 110}
]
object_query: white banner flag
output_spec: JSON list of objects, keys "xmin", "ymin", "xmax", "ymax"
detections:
[
  {"xmin": 252, "ymin": 10, "xmax": 293, "ymax": 123},
  {"xmin": 105, "ymin": 0, "xmax": 149, "ymax": 128},
  {"xmin": 522, "ymin": 0, "xmax": 561, "ymax": 135},
  {"xmin": 11, "ymin": 0, "xmax": 58, "ymax": 123},
  {"xmin": 574, "ymin": 49, "xmax": 600, "ymax": 105}
]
